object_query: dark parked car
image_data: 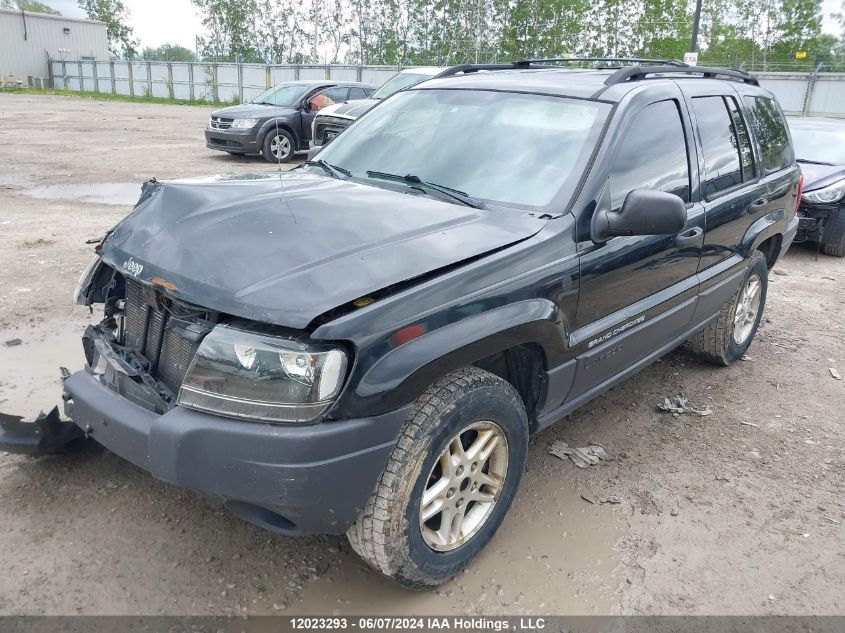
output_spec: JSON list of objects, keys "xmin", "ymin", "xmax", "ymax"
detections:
[
  {"xmin": 310, "ymin": 67, "xmax": 446, "ymax": 151},
  {"xmin": 787, "ymin": 116, "xmax": 845, "ymax": 256},
  {"xmin": 205, "ymin": 80, "xmax": 376, "ymax": 162},
  {"xmin": 2, "ymin": 60, "xmax": 799, "ymax": 589}
]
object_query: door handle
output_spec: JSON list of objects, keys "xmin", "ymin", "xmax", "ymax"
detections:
[
  {"xmin": 675, "ymin": 226, "xmax": 703, "ymax": 246},
  {"xmin": 750, "ymin": 197, "xmax": 768, "ymax": 209}
]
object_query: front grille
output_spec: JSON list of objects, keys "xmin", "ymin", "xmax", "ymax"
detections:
[
  {"xmin": 209, "ymin": 116, "xmax": 233, "ymax": 130},
  {"xmin": 157, "ymin": 327, "xmax": 195, "ymax": 394},
  {"xmin": 123, "ymin": 278, "xmax": 206, "ymax": 396}
]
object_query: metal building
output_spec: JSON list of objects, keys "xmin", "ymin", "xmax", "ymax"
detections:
[{"xmin": 0, "ymin": 8, "xmax": 109, "ymax": 81}]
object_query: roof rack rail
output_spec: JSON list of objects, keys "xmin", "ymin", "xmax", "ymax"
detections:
[
  {"xmin": 605, "ymin": 64, "xmax": 759, "ymax": 86},
  {"xmin": 436, "ymin": 63, "xmax": 522, "ymax": 77},
  {"xmin": 513, "ymin": 57, "xmax": 686, "ymax": 68},
  {"xmin": 433, "ymin": 58, "xmax": 687, "ymax": 78}
]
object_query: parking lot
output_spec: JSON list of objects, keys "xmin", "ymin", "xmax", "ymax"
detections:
[{"xmin": 0, "ymin": 92, "xmax": 843, "ymax": 615}]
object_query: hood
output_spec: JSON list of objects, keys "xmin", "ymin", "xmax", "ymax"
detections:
[
  {"xmin": 211, "ymin": 103, "xmax": 295, "ymax": 119},
  {"xmin": 798, "ymin": 162, "xmax": 845, "ymax": 191},
  {"xmin": 321, "ymin": 98, "xmax": 379, "ymax": 120},
  {"xmin": 100, "ymin": 173, "xmax": 544, "ymax": 330}
]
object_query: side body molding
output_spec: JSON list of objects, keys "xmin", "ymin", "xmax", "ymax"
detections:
[{"xmin": 351, "ymin": 299, "xmax": 569, "ymax": 416}]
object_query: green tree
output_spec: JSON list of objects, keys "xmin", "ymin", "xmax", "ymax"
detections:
[
  {"xmin": 78, "ymin": 0, "xmax": 138, "ymax": 59},
  {"xmin": 192, "ymin": 0, "xmax": 262, "ymax": 62},
  {"xmin": 0, "ymin": 0, "xmax": 61, "ymax": 14},
  {"xmin": 141, "ymin": 43, "xmax": 197, "ymax": 62}
]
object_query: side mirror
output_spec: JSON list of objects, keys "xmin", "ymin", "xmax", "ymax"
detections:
[{"xmin": 591, "ymin": 189, "xmax": 687, "ymax": 243}]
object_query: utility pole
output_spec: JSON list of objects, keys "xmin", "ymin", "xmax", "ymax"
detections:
[{"xmin": 689, "ymin": 0, "xmax": 703, "ymax": 53}]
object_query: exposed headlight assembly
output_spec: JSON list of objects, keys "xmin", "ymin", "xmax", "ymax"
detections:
[
  {"xmin": 178, "ymin": 325, "xmax": 348, "ymax": 424},
  {"xmin": 73, "ymin": 255, "xmax": 102, "ymax": 305},
  {"xmin": 802, "ymin": 179, "xmax": 845, "ymax": 205},
  {"xmin": 231, "ymin": 118, "xmax": 259, "ymax": 129}
]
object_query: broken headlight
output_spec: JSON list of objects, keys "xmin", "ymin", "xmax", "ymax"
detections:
[{"xmin": 177, "ymin": 324, "xmax": 348, "ymax": 424}]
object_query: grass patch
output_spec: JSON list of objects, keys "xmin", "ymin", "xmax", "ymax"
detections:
[{"xmin": 0, "ymin": 87, "xmax": 233, "ymax": 107}]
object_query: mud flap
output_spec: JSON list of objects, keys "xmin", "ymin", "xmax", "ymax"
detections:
[{"xmin": 0, "ymin": 407, "xmax": 83, "ymax": 455}]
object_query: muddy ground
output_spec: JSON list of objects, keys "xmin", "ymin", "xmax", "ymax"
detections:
[{"xmin": 0, "ymin": 93, "xmax": 842, "ymax": 616}]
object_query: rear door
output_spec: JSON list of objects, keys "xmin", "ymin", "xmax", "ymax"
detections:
[{"xmin": 683, "ymin": 85, "xmax": 763, "ymax": 274}]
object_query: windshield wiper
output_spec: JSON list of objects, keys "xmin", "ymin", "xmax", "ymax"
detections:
[
  {"xmin": 365, "ymin": 171, "xmax": 484, "ymax": 209},
  {"xmin": 797, "ymin": 158, "xmax": 837, "ymax": 166},
  {"xmin": 306, "ymin": 159, "xmax": 351, "ymax": 179}
]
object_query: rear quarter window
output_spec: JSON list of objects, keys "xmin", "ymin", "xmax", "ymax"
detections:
[{"xmin": 743, "ymin": 96, "xmax": 794, "ymax": 175}]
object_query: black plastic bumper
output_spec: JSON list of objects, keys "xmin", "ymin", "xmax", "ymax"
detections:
[
  {"xmin": 62, "ymin": 370, "xmax": 409, "ymax": 535},
  {"xmin": 777, "ymin": 215, "xmax": 800, "ymax": 259},
  {"xmin": 204, "ymin": 128, "xmax": 260, "ymax": 154}
]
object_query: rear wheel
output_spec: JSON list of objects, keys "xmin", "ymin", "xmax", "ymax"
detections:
[
  {"xmin": 821, "ymin": 209, "xmax": 845, "ymax": 257},
  {"xmin": 685, "ymin": 250, "xmax": 768, "ymax": 365},
  {"xmin": 347, "ymin": 367, "xmax": 528, "ymax": 589},
  {"xmin": 262, "ymin": 128, "xmax": 295, "ymax": 163}
]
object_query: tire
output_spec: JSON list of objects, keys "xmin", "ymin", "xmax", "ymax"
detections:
[
  {"xmin": 685, "ymin": 250, "xmax": 768, "ymax": 365},
  {"xmin": 821, "ymin": 209, "xmax": 845, "ymax": 257},
  {"xmin": 347, "ymin": 367, "xmax": 529, "ymax": 589},
  {"xmin": 262, "ymin": 128, "xmax": 295, "ymax": 163}
]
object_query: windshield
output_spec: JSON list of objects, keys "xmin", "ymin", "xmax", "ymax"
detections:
[
  {"xmin": 789, "ymin": 122, "xmax": 845, "ymax": 165},
  {"xmin": 317, "ymin": 89, "xmax": 609, "ymax": 209},
  {"xmin": 252, "ymin": 84, "xmax": 309, "ymax": 107},
  {"xmin": 370, "ymin": 72, "xmax": 436, "ymax": 100}
]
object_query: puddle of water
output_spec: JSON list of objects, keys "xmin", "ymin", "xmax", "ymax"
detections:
[
  {"xmin": 293, "ymin": 462, "xmax": 620, "ymax": 615},
  {"xmin": 22, "ymin": 183, "xmax": 141, "ymax": 206},
  {"xmin": 0, "ymin": 319, "xmax": 91, "ymax": 415}
]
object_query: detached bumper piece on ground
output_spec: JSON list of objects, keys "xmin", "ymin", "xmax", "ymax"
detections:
[{"xmin": 0, "ymin": 406, "xmax": 83, "ymax": 455}]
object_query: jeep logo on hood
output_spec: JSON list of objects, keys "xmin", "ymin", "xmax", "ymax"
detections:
[{"xmin": 122, "ymin": 257, "xmax": 144, "ymax": 278}]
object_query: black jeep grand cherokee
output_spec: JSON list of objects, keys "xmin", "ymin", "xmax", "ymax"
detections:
[{"xmin": 4, "ymin": 60, "xmax": 800, "ymax": 589}]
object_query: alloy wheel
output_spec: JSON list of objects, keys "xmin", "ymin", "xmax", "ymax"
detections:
[
  {"xmin": 419, "ymin": 421, "xmax": 509, "ymax": 552},
  {"xmin": 732, "ymin": 273, "xmax": 762, "ymax": 345}
]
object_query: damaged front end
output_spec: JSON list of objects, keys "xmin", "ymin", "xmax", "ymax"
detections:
[{"xmin": 73, "ymin": 260, "xmax": 218, "ymax": 416}]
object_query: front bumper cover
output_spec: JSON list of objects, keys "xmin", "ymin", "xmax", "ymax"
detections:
[{"xmin": 61, "ymin": 370, "xmax": 408, "ymax": 535}]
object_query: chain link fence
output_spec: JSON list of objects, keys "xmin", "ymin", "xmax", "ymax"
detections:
[{"xmin": 47, "ymin": 59, "xmax": 845, "ymax": 117}]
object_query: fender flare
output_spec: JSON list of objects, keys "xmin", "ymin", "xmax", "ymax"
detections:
[
  {"xmin": 739, "ymin": 208, "xmax": 787, "ymax": 259},
  {"xmin": 344, "ymin": 299, "xmax": 569, "ymax": 417},
  {"xmin": 257, "ymin": 118, "xmax": 300, "ymax": 150}
]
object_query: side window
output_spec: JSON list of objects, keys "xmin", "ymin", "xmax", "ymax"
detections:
[
  {"xmin": 349, "ymin": 87, "xmax": 368, "ymax": 100},
  {"xmin": 726, "ymin": 96, "xmax": 755, "ymax": 182},
  {"xmin": 692, "ymin": 96, "xmax": 743, "ymax": 197},
  {"xmin": 310, "ymin": 87, "xmax": 348, "ymax": 111},
  {"xmin": 609, "ymin": 100, "xmax": 690, "ymax": 210},
  {"xmin": 743, "ymin": 96, "xmax": 794, "ymax": 175}
]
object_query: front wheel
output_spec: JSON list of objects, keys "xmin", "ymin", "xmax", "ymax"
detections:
[
  {"xmin": 347, "ymin": 367, "xmax": 528, "ymax": 589},
  {"xmin": 685, "ymin": 249, "xmax": 768, "ymax": 365},
  {"xmin": 262, "ymin": 128, "xmax": 295, "ymax": 163}
]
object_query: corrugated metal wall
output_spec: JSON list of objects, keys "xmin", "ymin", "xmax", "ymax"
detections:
[
  {"xmin": 51, "ymin": 60, "xmax": 400, "ymax": 102},
  {"xmin": 0, "ymin": 9, "xmax": 108, "ymax": 79}
]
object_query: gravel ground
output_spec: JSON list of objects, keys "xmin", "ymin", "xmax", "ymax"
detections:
[{"xmin": 0, "ymin": 93, "xmax": 842, "ymax": 616}]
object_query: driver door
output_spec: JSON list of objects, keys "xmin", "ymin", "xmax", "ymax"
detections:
[
  {"xmin": 567, "ymin": 94, "xmax": 704, "ymax": 399},
  {"xmin": 300, "ymin": 86, "xmax": 349, "ymax": 143}
]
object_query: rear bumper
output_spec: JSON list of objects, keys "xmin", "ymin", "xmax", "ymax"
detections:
[
  {"xmin": 62, "ymin": 370, "xmax": 408, "ymax": 535},
  {"xmin": 777, "ymin": 215, "xmax": 800, "ymax": 260}
]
